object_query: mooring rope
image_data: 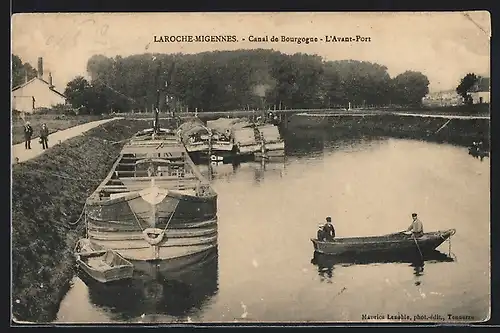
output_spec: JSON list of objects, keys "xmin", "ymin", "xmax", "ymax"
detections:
[
  {"xmin": 130, "ymin": 206, "xmax": 145, "ymax": 232},
  {"xmin": 162, "ymin": 200, "xmax": 180, "ymax": 234},
  {"xmin": 441, "ymin": 231, "xmax": 457, "ymax": 261},
  {"xmin": 67, "ymin": 202, "xmax": 87, "ymax": 226}
]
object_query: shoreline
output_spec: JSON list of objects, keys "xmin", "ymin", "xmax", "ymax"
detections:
[
  {"xmin": 113, "ymin": 103, "xmax": 490, "ymax": 120},
  {"xmin": 11, "ymin": 119, "xmax": 149, "ymax": 323},
  {"xmin": 284, "ymin": 114, "xmax": 490, "ymax": 149}
]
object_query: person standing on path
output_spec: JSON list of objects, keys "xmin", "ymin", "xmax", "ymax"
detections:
[
  {"xmin": 40, "ymin": 123, "xmax": 49, "ymax": 150},
  {"xmin": 23, "ymin": 121, "xmax": 33, "ymax": 150}
]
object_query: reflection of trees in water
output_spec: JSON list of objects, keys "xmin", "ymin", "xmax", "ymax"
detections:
[
  {"xmin": 79, "ymin": 250, "xmax": 219, "ymax": 321},
  {"xmin": 311, "ymin": 250, "xmax": 454, "ymax": 284},
  {"xmin": 283, "ymin": 127, "xmax": 387, "ymax": 157},
  {"xmin": 283, "ymin": 129, "xmax": 325, "ymax": 156}
]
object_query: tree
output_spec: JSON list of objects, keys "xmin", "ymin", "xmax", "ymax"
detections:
[
  {"xmin": 81, "ymin": 50, "xmax": 432, "ymax": 111},
  {"xmin": 12, "ymin": 54, "xmax": 38, "ymax": 87},
  {"xmin": 391, "ymin": 71, "xmax": 430, "ymax": 106},
  {"xmin": 456, "ymin": 73, "xmax": 478, "ymax": 105},
  {"xmin": 64, "ymin": 76, "xmax": 94, "ymax": 114},
  {"xmin": 12, "ymin": 55, "xmax": 24, "ymax": 87}
]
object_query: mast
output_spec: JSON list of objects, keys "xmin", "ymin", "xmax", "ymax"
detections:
[
  {"xmin": 152, "ymin": 55, "xmax": 176, "ymax": 132},
  {"xmin": 153, "ymin": 56, "xmax": 161, "ymax": 133}
]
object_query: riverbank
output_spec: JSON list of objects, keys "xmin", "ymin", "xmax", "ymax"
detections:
[
  {"xmin": 284, "ymin": 114, "xmax": 490, "ymax": 148},
  {"xmin": 11, "ymin": 119, "xmax": 149, "ymax": 323},
  {"xmin": 114, "ymin": 103, "xmax": 490, "ymax": 120}
]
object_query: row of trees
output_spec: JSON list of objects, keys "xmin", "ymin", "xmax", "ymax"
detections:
[{"xmin": 14, "ymin": 50, "xmax": 432, "ymax": 114}]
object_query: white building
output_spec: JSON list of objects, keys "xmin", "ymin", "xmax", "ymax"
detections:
[
  {"xmin": 470, "ymin": 91, "xmax": 490, "ymax": 104},
  {"xmin": 422, "ymin": 90, "xmax": 463, "ymax": 107},
  {"xmin": 12, "ymin": 57, "xmax": 67, "ymax": 113}
]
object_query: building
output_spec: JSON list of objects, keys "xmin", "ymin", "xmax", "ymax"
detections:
[
  {"xmin": 470, "ymin": 91, "xmax": 490, "ymax": 104},
  {"xmin": 422, "ymin": 90, "xmax": 463, "ymax": 107},
  {"xmin": 12, "ymin": 57, "xmax": 67, "ymax": 113}
]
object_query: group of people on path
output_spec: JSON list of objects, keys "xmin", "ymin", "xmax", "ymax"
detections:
[
  {"xmin": 23, "ymin": 122, "xmax": 50, "ymax": 150},
  {"xmin": 316, "ymin": 213, "xmax": 424, "ymax": 241}
]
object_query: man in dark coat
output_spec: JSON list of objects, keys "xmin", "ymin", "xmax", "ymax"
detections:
[
  {"xmin": 317, "ymin": 224, "xmax": 326, "ymax": 241},
  {"xmin": 40, "ymin": 123, "xmax": 49, "ymax": 150},
  {"xmin": 23, "ymin": 121, "xmax": 33, "ymax": 150},
  {"xmin": 323, "ymin": 216, "xmax": 336, "ymax": 241}
]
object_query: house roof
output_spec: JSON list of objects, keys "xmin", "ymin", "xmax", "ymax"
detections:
[{"xmin": 12, "ymin": 77, "xmax": 66, "ymax": 98}]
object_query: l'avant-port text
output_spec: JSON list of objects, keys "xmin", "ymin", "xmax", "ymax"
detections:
[{"xmin": 325, "ymin": 35, "xmax": 371, "ymax": 42}]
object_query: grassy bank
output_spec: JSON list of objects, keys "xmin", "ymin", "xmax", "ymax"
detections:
[
  {"xmin": 285, "ymin": 114, "xmax": 490, "ymax": 148},
  {"xmin": 11, "ymin": 119, "xmax": 149, "ymax": 323},
  {"xmin": 11, "ymin": 114, "xmax": 113, "ymax": 145},
  {"xmin": 402, "ymin": 103, "xmax": 490, "ymax": 115}
]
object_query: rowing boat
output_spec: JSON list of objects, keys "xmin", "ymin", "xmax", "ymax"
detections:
[
  {"xmin": 468, "ymin": 146, "xmax": 489, "ymax": 158},
  {"xmin": 311, "ymin": 229, "xmax": 456, "ymax": 256},
  {"xmin": 74, "ymin": 239, "xmax": 134, "ymax": 283}
]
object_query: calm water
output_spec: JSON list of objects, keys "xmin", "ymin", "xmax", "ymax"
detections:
[{"xmin": 56, "ymin": 132, "xmax": 490, "ymax": 323}]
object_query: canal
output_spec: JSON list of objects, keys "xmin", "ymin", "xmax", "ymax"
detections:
[{"xmin": 55, "ymin": 131, "xmax": 490, "ymax": 323}]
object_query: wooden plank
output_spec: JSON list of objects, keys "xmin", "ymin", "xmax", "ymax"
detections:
[
  {"xmin": 88, "ymin": 218, "xmax": 217, "ymax": 230},
  {"xmin": 89, "ymin": 234, "xmax": 218, "ymax": 249},
  {"xmin": 87, "ymin": 228, "xmax": 217, "ymax": 240}
]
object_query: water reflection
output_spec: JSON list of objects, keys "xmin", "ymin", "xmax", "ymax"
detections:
[
  {"xmin": 55, "ymin": 129, "xmax": 489, "ymax": 323},
  {"xmin": 311, "ymin": 250, "xmax": 455, "ymax": 285},
  {"xmin": 77, "ymin": 248, "xmax": 219, "ymax": 320},
  {"xmin": 199, "ymin": 160, "xmax": 286, "ymax": 184},
  {"xmin": 282, "ymin": 127, "xmax": 388, "ymax": 158}
]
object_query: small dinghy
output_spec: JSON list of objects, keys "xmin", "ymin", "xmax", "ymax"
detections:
[{"xmin": 74, "ymin": 239, "xmax": 134, "ymax": 283}]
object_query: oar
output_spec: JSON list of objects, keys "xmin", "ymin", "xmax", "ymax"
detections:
[{"xmin": 412, "ymin": 234, "xmax": 424, "ymax": 259}]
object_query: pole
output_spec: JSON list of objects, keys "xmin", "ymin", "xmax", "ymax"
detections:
[{"xmin": 412, "ymin": 234, "xmax": 423, "ymax": 259}]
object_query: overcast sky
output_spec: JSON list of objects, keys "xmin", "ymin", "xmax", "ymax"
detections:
[{"xmin": 12, "ymin": 11, "xmax": 490, "ymax": 93}]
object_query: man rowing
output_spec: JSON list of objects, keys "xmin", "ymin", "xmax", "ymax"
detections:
[{"xmin": 405, "ymin": 213, "xmax": 424, "ymax": 238}]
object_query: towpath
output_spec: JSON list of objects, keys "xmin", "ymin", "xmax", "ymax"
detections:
[
  {"xmin": 294, "ymin": 111, "xmax": 490, "ymax": 120},
  {"xmin": 12, "ymin": 117, "xmax": 123, "ymax": 164}
]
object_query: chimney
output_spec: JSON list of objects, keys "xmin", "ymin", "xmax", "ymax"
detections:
[
  {"xmin": 24, "ymin": 69, "xmax": 28, "ymax": 84},
  {"xmin": 48, "ymin": 72, "xmax": 54, "ymax": 88},
  {"xmin": 37, "ymin": 57, "xmax": 43, "ymax": 79}
]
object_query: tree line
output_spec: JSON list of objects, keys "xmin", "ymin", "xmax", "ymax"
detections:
[{"xmin": 13, "ymin": 50, "xmax": 432, "ymax": 114}]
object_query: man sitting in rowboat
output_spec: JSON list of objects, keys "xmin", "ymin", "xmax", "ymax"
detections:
[
  {"xmin": 317, "ymin": 224, "xmax": 326, "ymax": 241},
  {"xmin": 405, "ymin": 213, "xmax": 424, "ymax": 238}
]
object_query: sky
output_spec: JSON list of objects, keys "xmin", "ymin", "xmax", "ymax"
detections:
[{"xmin": 12, "ymin": 12, "xmax": 490, "ymax": 93}]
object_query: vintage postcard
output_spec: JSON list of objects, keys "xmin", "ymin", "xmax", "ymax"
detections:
[{"xmin": 11, "ymin": 12, "xmax": 490, "ymax": 324}]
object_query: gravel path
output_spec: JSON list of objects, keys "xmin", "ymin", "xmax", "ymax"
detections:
[{"xmin": 12, "ymin": 117, "xmax": 123, "ymax": 164}]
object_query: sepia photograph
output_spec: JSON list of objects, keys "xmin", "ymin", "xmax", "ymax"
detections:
[{"xmin": 11, "ymin": 11, "xmax": 490, "ymax": 324}]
